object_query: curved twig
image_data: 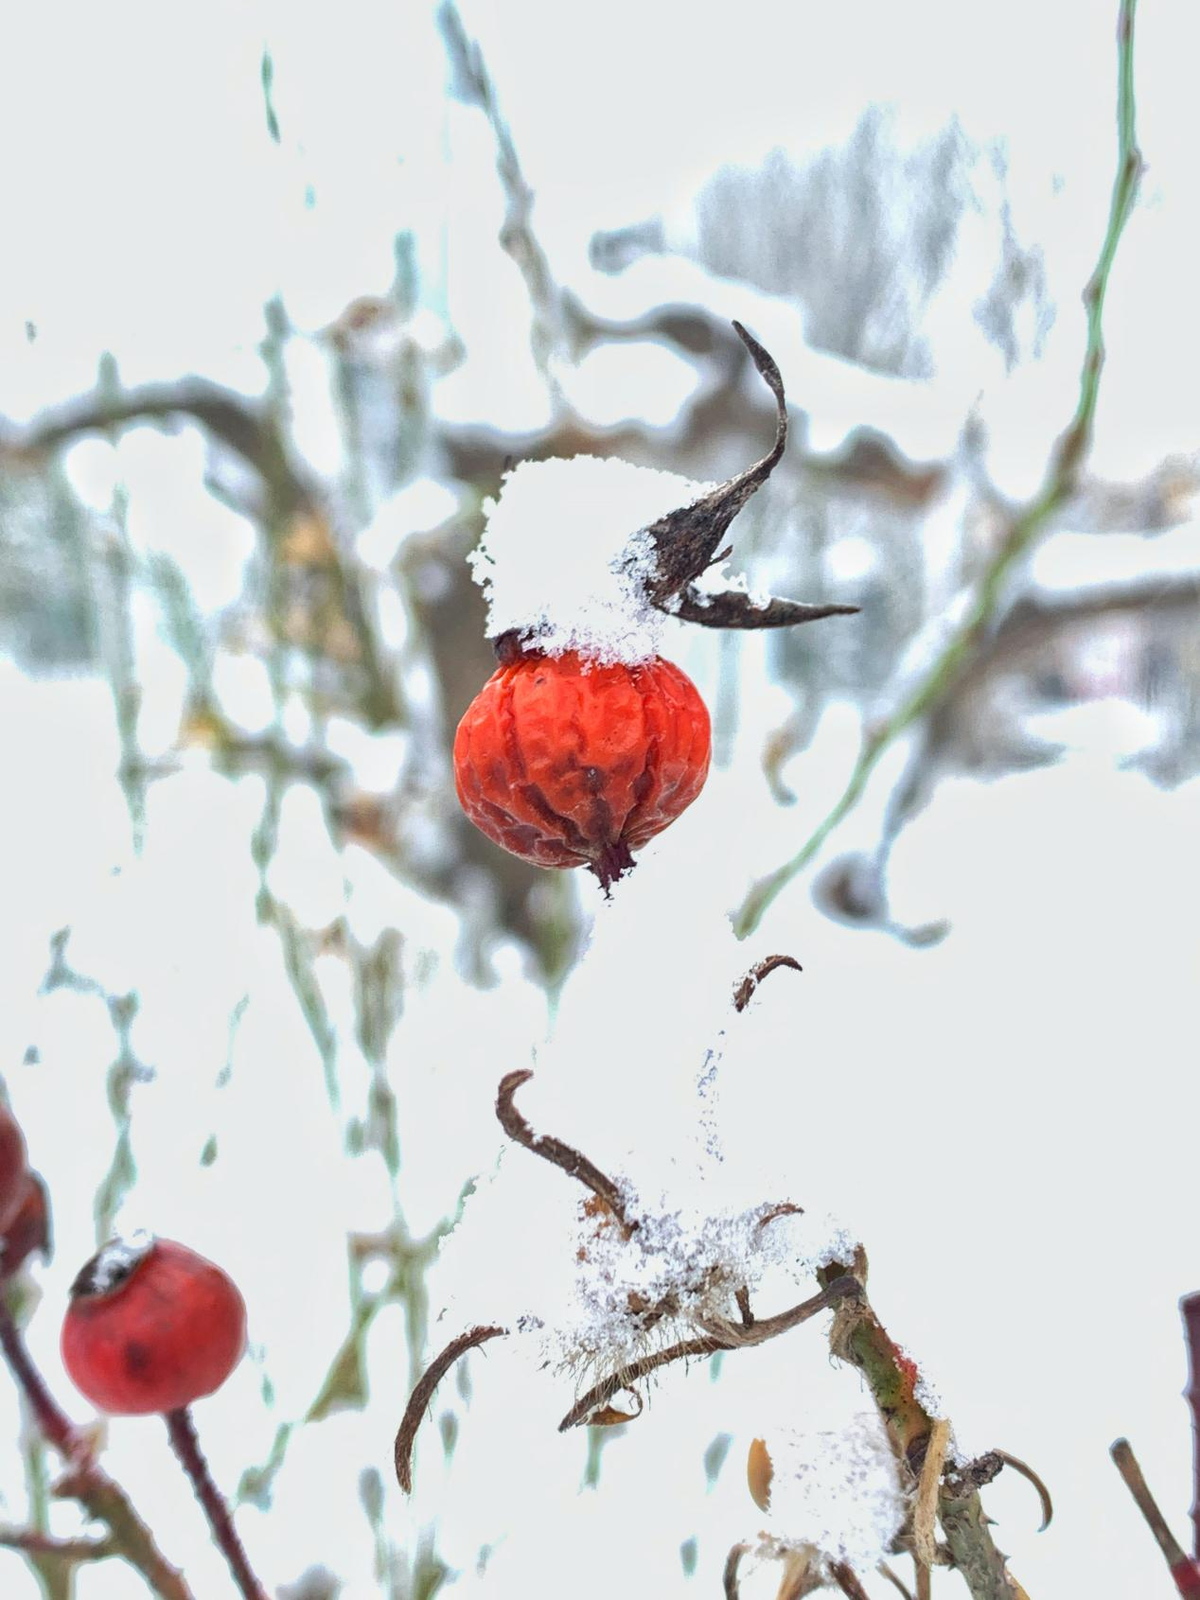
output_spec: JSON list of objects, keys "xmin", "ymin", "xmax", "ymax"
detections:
[
  {"xmin": 394, "ymin": 1325, "xmax": 507, "ymax": 1492},
  {"xmin": 709, "ymin": 1276, "xmax": 861, "ymax": 1349},
  {"xmin": 558, "ymin": 1336, "xmax": 727, "ymax": 1431},
  {"xmin": 733, "ymin": 954, "xmax": 803, "ymax": 1012},
  {"xmin": 496, "ymin": 1070, "xmax": 634, "ymax": 1232}
]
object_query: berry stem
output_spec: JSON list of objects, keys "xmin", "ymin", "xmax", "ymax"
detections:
[
  {"xmin": 0, "ymin": 1299, "xmax": 195, "ymax": 1599},
  {"xmin": 0, "ymin": 1301, "xmax": 76, "ymax": 1458},
  {"xmin": 165, "ymin": 1407, "xmax": 268, "ymax": 1600}
]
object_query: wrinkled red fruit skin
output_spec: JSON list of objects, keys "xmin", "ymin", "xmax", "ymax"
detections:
[
  {"xmin": 61, "ymin": 1239, "xmax": 246, "ymax": 1416},
  {"xmin": 0, "ymin": 1108, "xmax": 29, "ymax": 1235},
  {"xmin": 453, "ymin": 651, "xmax": 711, "ymax": 877}
]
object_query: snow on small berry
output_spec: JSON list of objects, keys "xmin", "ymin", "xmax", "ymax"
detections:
[
  {"xmin": 456, "ymin": 323, "xmax": 856, "ymax": 887},
  {"xmin": 454, "ymin": 648, "xmax": 711, "ymax": 890},
  {"xmin": 61, "ymin": 1235, "xmax": 246, "ymax": 1416}
]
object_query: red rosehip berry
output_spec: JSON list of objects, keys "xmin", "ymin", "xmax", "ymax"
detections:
[
  {"xmin": 0, "ymin": 1106, "xmax": 29, "ymax": 1234},
  {"xmin": 61, "ymin": 1236, "xmax": 246, "ymax": 1416},
  {"xmin": 453, "ymin": 650, "xmax": 711, "ymax": 887}
]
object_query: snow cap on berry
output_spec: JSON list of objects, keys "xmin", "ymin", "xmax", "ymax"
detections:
[
  {"xmin": 70, "ymin": 1230, "xmax": 156, "ymax": 1299},
  {"xmin": 468, "ymin": 455, "xmax": 715, "ymax": 666}
]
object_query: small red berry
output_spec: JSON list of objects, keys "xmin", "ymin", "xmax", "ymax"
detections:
[
  {"xmin": 453, "ymin": 650, "xmax": 711, "ymax": 887},
  {"xmin": 61, "ymin": 1237, "xmax": 246, "ymax": 1416},
  {"xmin": 0, "ymin": 1106, "xmax": 29, "ymax": 1234}
]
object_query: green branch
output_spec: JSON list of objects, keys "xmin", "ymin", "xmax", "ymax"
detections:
[{"xmin": 734, "ymin": 0, "xmax": 1142, "ymax": 938}]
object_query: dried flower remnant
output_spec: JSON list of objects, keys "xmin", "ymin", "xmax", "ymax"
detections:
[{"xmin": 394, "ymin": 1068, "xmax": 861, "ymax": 1490}]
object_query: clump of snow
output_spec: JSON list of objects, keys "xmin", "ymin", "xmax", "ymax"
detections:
[
  {"xmin": 80, "ymin": 1229, "xmax": 155, "ymax": 1295},
  {"xmin": 754, "ymin": 1413, "xmax": 908, "ymax": 1576},
  {"xmin": 467, "ymin": 455, "xmax": 715, "ymax": 665}
]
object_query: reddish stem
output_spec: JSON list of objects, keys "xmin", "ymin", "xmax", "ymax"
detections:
[
  {"xmin": 1182, "ymin": 1293, "xmax": 1200, "ymax": 1560},
  {"xmin": 0, "ymin": 1302, "xmax": 79, "ymax": 1457},
  {"xmin": 165, "ymin": 1408, "xmax": 268, "ymax": 1600}
]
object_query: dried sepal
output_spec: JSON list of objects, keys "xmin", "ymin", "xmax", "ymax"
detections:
[{"xmin": 644, "ymin": 322, "xmax": 859, "ymax": 631}]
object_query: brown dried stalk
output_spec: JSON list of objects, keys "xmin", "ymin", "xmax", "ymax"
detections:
[
  {"xmin": 496, "ymin": 1070, "xmax": 633, "ymax": 1231},
  {"xmin": 830, "ymin": 1564, "xmax": 874, "ymax": 1600},
  {"xmin": 393, "ymin": 1325, "xmax": 507, "ymax": 1493},
  {"xmin": 1110, "ymin": 1438, "xmax": 1200, "ymax": 1597}
]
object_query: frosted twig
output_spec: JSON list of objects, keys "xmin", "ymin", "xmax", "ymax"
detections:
[
  {"xmin": 558, "ymin": 1279, "xmax": 856, "ymax": 1431},
  {"xmin": 816, "ymin": 1258, "xmax": 1029, "ymax": 1600},
  {"xmin": 733, "ymin": 954, "xmax": 803, "ymax": 1012},
  {"xmin": 735, "ymin": 0, "xmax": 1144, "ymax": 937},
  {"xmin": 496, "ymin": 1070, "xmax": 634, "ymax": 1231},
  {"xmin": 1109, "ymin": 1438, "xmax": 1200, "ymax": 1596},
  {"xmin": 394, "ymin": 1325, "xmax": 507, "ymax": 1493},
  {"xmin": 557, "ymin": 1336, "xmax": 726, "ymax": 1432}
]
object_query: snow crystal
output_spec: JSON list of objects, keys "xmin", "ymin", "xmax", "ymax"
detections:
[
  {"xmin": 755, "ymin": 1412, "xmax": 907, "ymax": 1575},
  {"xmin": 467, "ymin": 455, "xmax": 715, "ymax": 665}
]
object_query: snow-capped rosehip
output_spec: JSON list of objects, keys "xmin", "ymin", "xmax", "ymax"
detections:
[
  {"xmin": 0, "ymin": 1106, "xmax": 29, "ymax": 1233},
  {"xmin": 61, "ymin": 1236, "xmax": 246, "ymax": 1416},
  {"xmin": 453, "ymin": 649, "xmax": 711, "ymax": 888}
]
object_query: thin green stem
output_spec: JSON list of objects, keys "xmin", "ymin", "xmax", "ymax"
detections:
[{"xmin": 735, "ymin": 0, "xmax": 1141, "ymax": 938}]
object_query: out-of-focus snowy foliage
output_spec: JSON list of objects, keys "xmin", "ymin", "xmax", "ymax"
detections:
[{"xmin": 0, "ymin": 1, "xmax": 1197, "ymax": 1598}]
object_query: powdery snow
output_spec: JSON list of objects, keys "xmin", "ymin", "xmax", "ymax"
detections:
[
  {"xmin": 752, "ymin": 1413, "xmax": 908, "ymax": 1576},
  {"xmin": 467, "ymin": 455, "xmax": 715, "ymax": 665}
]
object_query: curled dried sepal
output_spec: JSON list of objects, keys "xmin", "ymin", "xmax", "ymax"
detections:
[
  {"xmin": 496, "ymin": 1070, "xmax": 634, "ymax": 1232},
  {"xmin": 583, "ymin": 1388, "xmax": 643, "ymax": 1428},
  {"xmin": 644, "ymin": 322, "xmax": 859, "ymax": 630},
  {"xmin": 393, "ymin": 1324, "xmax": 507, "ymax": 1493}
]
